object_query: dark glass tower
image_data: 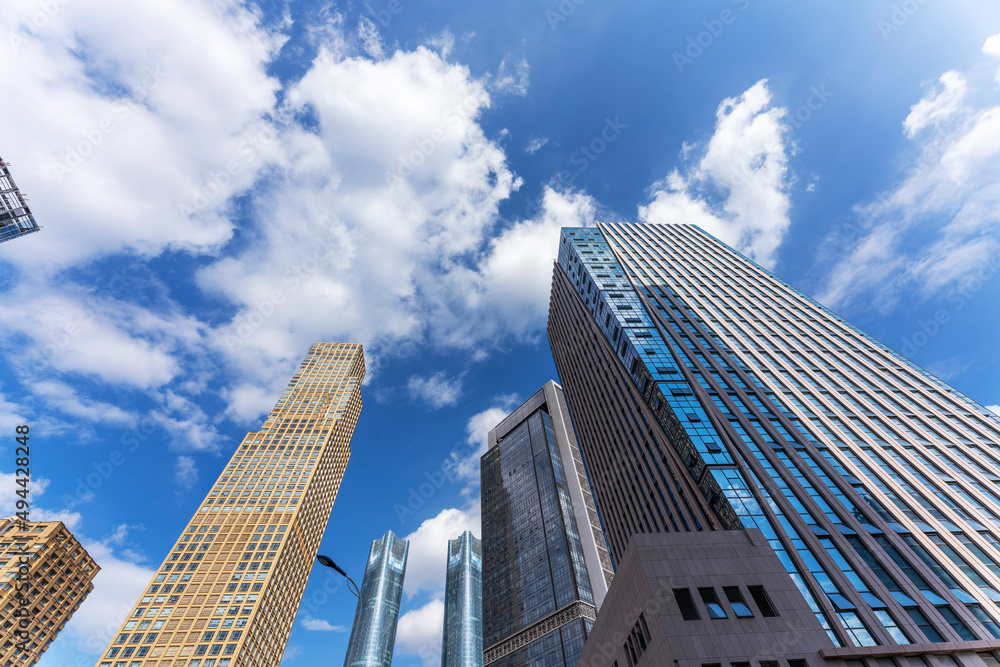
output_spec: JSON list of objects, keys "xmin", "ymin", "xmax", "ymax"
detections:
[
  {"xmin": 343, "ymin": 531, "xmax": 409, "ymax": 667},
  {"xmin": 549, "ymin": 223, "xmax": 1000, "ymax": 665},
  {"xmin": 0, "ymin": 157, "xmax": 40, "ymax": 244},
  {"xmin": 480, "ymin": 381, "xmax": 613, "ymax": 667},
  {"xmin": 442, "ymin": 531, "xmax": 483, "ymax": 667}
]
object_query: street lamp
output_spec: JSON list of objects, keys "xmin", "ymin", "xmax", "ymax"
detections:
[{"xmin": 316, "ymin": 554, "xmax": 365, "ymax": 606}]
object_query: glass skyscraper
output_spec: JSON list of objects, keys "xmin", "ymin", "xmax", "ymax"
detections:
[
  {"xmin": 95, "ymin": 342, "xmax": 365, "ymax": 667},
  {"xmin": 441, "ymin": 531, "xmax": 483, "ymax": 667},
  {"xmin": 343, "ymin": 530, "xmax": 408, "ymax": 667},
  {"xmin": 549, "ymin": 223, "xmax": 1000, "ymax": 664},
  {"xmin": 480, "ymin": 381, "xmax": 613, "ymax": 667},
  {"xmin": 0, "ymin": 157, "xmax": 40, "ymax": 244}
]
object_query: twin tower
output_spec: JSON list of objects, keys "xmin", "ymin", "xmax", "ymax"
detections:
[{"xmin": 338, "ymin": 530, "xmax": 482, "ymax": 667}]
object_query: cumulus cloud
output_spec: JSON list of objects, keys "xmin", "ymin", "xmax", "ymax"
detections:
[
  {"xmin": 525, "ymin": 136, "xmax": 550, "ymax": 154},
  {"xmin": 0, "ymin": 473, "xmax": 82, "ymax": 528},
  {"xmin": 903, "ymin": 71, "xmax": 968, "ymax": 138},
  {"xmin": 0, "ymin": 390, "xmax": 29, "ymax": 432},
  {"xmin": 0, "ymin": 0, "xmax": 285, "ymax": 272},
  {"xmin": 30, "ymin": 380, "xmax": 134, "ymax": 424},
  {"xmin": 357, "ymin": 16, "xmax": 384, "ymax": 59},
  {"xmin": 640, "ymin": 79, "xmax": 793, "ymax": 269},
  {"xmin": 59, "ymin": 539, "xmax": 157, "ymax": 657},
  {"xmin": 402, "ymin": 504, "xmax": 480, "ymax": 597},
  {"xmin": 445, "ymin": 397, "xmax": 520, "ymax": 483},
  {"xmin": 407, "ymin": 372, "xmax": 463, "ymax": 409},
  {"xmin": 987, "ymin": 405, "xmax": 1000, "ymax": 417},
  {"xmin": 0, "ymin": 0, "xmax": 608, "ymax": 428},
  {"xmin": 396, "ymin": 599, "xmax": 444, "ymax": 667},
  {"xmin": 0, "ymin": 285, "xmax": 188, "ymax": 389},
  {"xmin": 820, "ymin": 33, "xmax": 1000, "ymax": 310},
  {"xmin": 194, "ymin": 40, "xmax": 529, "ymax": 406},
  {"xmin": 175, "ymin": 455, "xmax": 199, "ymax": 489},
  {"xmin": 459, "ymin": 188, "xmax": 599, "ymax": 345},
  {"xmin": 491, "ymin": 56, "xmax": 530, "ymax": 97},
  {"xmin": 986, "ymin": 34, "xmax": 1000, "ymax": 83},
  {"xmin": 301, "ymin": 616, "xmax": 347, "ymax": 632}
]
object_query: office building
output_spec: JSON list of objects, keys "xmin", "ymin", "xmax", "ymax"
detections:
[
  {"xmin": 94, "ymin": 342, "xmax": 365, "ymax": 667},
  {"xmin": 480, "ymin": 381, "xmax": 613, "ymax": 667},
  {"xmin": 549, "ymin": 223, "xmax": 1000, "ymax": 665},
  {"xmin": 343, "ymin": 531, "xmax": 408, "ymax": 667},
  {"xmin": 0, "ymin": 519, "xmax": 99, "ymax": 665},
  {"xmin": 442, "ymin": 531, "xmax": 483, "ymax": 667},
  {"xmin": 0, "ymin": 157, "xmax": 40, "ymax": 244}
]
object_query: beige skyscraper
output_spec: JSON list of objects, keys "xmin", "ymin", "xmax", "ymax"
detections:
[
  {"xmin": 0, "ymin": 519, "xmax": 99, "ymax": 665},
  {"xmin": 95, "ymin": 342, "xmax": 364, "ymax": 667}
]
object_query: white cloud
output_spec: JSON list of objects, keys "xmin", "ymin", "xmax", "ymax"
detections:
[
  {"xmin": 525, "ymin": 136, "xmax": 550, "ymax": 154},
  {"xmin": 39, "ymin": 535, "xmax": 155, "ymax": 657},
  {"xmin": 281, "ymin": 644, "xmax": 304, "ymax": 662},
  {"xmin": 301, "ymin": 616, "xmax": 347, "ymax": 632},
  {"xmin": 194, "ymin": 40, "xmax": 524, "ymax": 402},
  {"xmin": 0, "ymin": 472, "xmax": 82, "ymax": 528},
  {"xmin": 402, "ymin": 504, "xmax": 480, "ymax": 597},
  {"xmin": 445, "ymin": 398, "xmax": 519, "ymax": 483},
  {"xmin": 640, "ymin": 79, "xmax": 793, "ymax": 269},
  {"xmin": 903, "ymin": 71, "xmax": 967, "ymax": 138},
  {"xmin": 0, "ymin": 0, "xmax": 285, "ymax": 272},
  {"xmin": 987, "ymin": 405, "xmax": 1000, "ymax": 416},
  {"xmin": 31, "ymin": 380, "xmax": 134, "ymax": 424},
  {"xmin": 985, "ymin": 34, "xmax": 1000, "ymax": 83},
  {"xmin": 106, "ymin": 524, "xmax": 131, "ymax": 545},
  {"xmin": 396, "ymin": 599, "xmax": 444, "ymax": 667},
  {"xmin": 357, "ymin": 17, "xmax": 384, "ymax": 60},
  {"xmin": 0, "ymin": 286, "xmax": 186, "ymax": 389},
  {"xmin": 458, "ymin": 188, "xmax": 599, "ymax": 346},
  {"xmin": 0, "ymin": 389, "xmax": 31, "ymax": 432},
  {"xmin": 820, "ymin": 34, "xmax": 1000, "ymax": 309},
  {"xmin": 425, "ymin": 30, "xmax": 456, "ymax": 59},
  {"xmin": 491, "ymin": 56, "xmax": 529, "ymax": 97},
  {"xmin": 0, "ymin": 1, "xmax": 581, "ymax": 428},
  {"xmin": 175, "ymin": 456, "xmax": 199, "ymax": 489},
  {"xmin": 407, "ymin": 371, "xmax": 463, "ymax": 409}
]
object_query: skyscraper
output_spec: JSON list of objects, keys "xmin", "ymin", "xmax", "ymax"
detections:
[
  {"xmin": 0, "ymin": 157, "xmax": 40, "ymax": 244},
  {"xmin": 94, "ymin": 342, "xmax": 364, "ymax": 667},
  {"xmin": 549, "ymin": 223, "xmax": 1000, "ymax": 665},
  {"xmin": 480, "ymin": 381, "xmax": 613, "ymax": 667},
  {"xmin": 343, "ymin": 530, "xmax": 408, "ymax": 667},
  {"xmin": 442, "ymin": 531, "xmax": 483, "ymax": 667},
  {"xmin": 0, "ymin": 519, "xmax": 99, "ymax": 665}
]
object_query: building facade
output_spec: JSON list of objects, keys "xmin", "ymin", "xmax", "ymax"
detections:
[
  {"xmin": 549, "ymin": 223, "xmax": 1000, "ymax": 664},
  {"xmin": 442, "ymin": 531, "xmax": 483, "ymax": 667},
  {"xmin": 343, "ymin": 531, "xmax": 408, "ymax": 667},
  {"xmin": 0, "ymin": 158, "xmax": 40, "ymax": 244},
  {"xmin": 94, "ymin": 342, "xmax": 365, "ymax": 667},
  {"xmin": 480, "ymin": 381, "xmax": 614, "ymax": 667},
  {"xmin": 0, "ymin": 519, "xmax": 99, "ymax": 665}
]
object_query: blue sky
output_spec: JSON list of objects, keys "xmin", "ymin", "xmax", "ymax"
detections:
[{"xmin": 1, "ymin": 1, "xmax": 1000, "ymax": 665}]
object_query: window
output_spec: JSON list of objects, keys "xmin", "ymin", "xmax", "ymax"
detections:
[
  {"xmin": 723, "ymin": 587, "xmax": 753, "ymax": 618},
  {"xmin": 936, "ymin": 605, "xmax": 978, "ymax": 641},
  {"xmin": 674, "ymin": 588, "xmax": 700, "ymax": 621},
  {"xmin": 748, "ymin": 585, "xmax": 778, "ymax": 617},
  {"xmin": 904, "ymin": 607, "xmax": 942, "ymax": 643},
  {"xmin": 698, "ymin": 588, "xmax": 726, "ymax": 619}
]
